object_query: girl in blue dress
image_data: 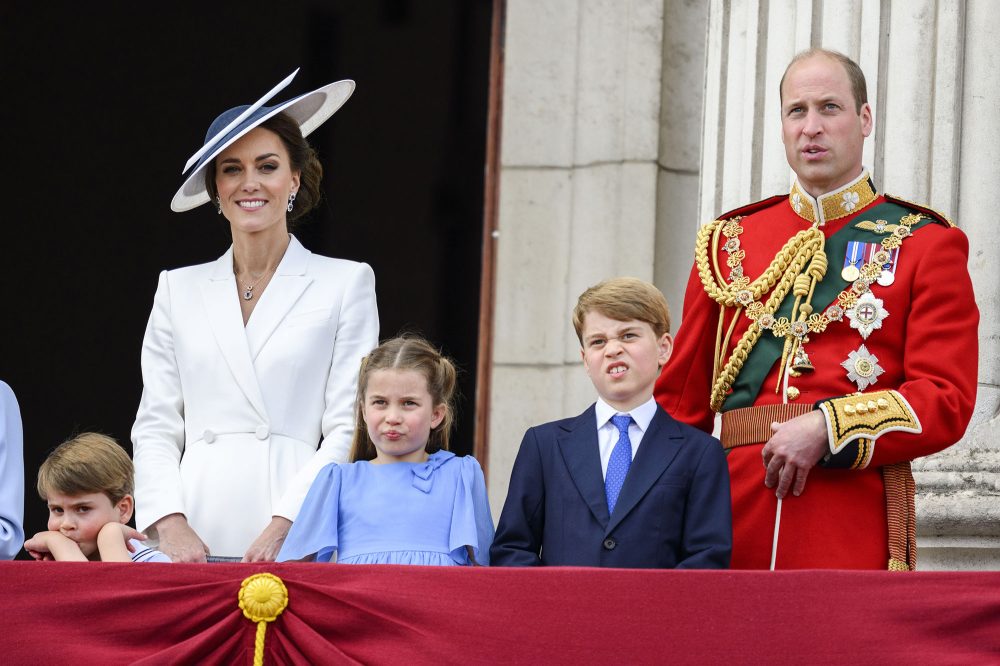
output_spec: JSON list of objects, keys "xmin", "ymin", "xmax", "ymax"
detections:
[{"xmin": 278, "ymin": 335, "xmax": 494, "ymax": 565}]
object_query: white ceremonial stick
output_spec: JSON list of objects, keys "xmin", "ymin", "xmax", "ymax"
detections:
[{"xmin": 769, "ymin": 497, "xmax": 782, "ymax": 571}]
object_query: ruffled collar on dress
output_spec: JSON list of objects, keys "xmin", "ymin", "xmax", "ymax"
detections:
[{"xmin": 411, "ymin": 450, "xmax": 456, "ymax": 493}]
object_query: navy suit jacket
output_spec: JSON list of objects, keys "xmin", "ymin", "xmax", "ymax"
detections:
[{"xmin": 490, "ymin": 404, "xmax": 732, "ymax": 568}]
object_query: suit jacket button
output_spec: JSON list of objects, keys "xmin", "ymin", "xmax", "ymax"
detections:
[
  {"xmin": 203, "ymin": 430, "xmax": 216, "ymax": 444},
  {"xmin": 255, "ymin": 425, "xmax": 270, "ymax": 440},
  {"xmin": 603, "ymin": 538, "xmax": 617, "ymax": 551}
]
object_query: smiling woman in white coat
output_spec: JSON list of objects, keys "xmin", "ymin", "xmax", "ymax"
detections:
[{"xmin": 132, "ymin": 70, "xmax": 378, "ymax": 562}]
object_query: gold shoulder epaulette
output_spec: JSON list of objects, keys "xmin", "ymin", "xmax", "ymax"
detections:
[
  {"xmin": 883, "ymin": 193, "xmax": 955, "ymax": 228},
  {"xmin": 818, "ymin": 390, "xmax": 922, "ymax": 468}
]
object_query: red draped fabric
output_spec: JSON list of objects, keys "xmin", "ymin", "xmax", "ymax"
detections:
[{"xmin": 4, "ymin": 562, "xmax": 998, "ymax": 664}]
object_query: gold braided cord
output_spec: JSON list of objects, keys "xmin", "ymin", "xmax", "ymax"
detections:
[
  {"xmin": 696, "ymin": 220, "xmax": 823, "ymax": 306},
  {"xmin": 807, "ymin": 251, "xmax": 828, "ymax": 280},
  {"xmin": 254, "ymin": 623, "xmax": 268, "ymax": 666},
  {"xmin": 710, "ymin": 321, "xmax": 764, "ymax": 411},
  {"xmin": 888, "ymin": 558, "xmax": 910, "ymax": 571},
  {"xmin": 695, "ymin": 218, "xmax": 827, "ymax": 412},
  {"xmin": 699, "ymin": 217, "xmax": 822, "ymax": 408},
  {"xmin": 698, "ymin": 211, "xmax": 925, "ymax": 410},
  {"xmin": 713, "ymin": 304, "xmax": 725, "ymax": 384},
  {"xmin": 709, "ymin": 244, "xmax": 812, "ymax": 411},
  {"xmin": 715, "ymin": 305, "xmax": 744, "ymax": 386},
  {"xmin": 792, "ymin": 273, "xmax": 811, "ymax": 297},
  {"xmin": 884, "ymin": 462, "xmax": 917, "ymax": 571},
  {"xmin": 710, "ymin": 219, "xmax": 728, "ymax": 286}
]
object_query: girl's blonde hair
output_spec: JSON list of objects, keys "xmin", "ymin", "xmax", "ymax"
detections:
[{"xmin": 349, "ymin": 335, "xmax": 458, "ymax": 462}]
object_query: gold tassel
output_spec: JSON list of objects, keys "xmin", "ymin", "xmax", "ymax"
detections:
[{"xmin": 239, "ymin": 573, "xmax": 290, "ymax": 666}]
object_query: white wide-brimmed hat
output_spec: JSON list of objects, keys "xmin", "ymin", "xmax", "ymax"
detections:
[{"xmin": 171, "ymin": 68, "xmax": 355, "ymax": 212}]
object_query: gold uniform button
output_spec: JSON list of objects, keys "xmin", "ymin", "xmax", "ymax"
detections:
[{"xmin": 786, "ymin": 386, "xmax": 801, "ymax": 401}]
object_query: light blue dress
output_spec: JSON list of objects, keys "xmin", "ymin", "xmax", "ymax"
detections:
[
  {"xmin": 0, "ymin": 381, "xmax": 24, "ymax": 560},
  {"xmin": 278, "ymin": 450, "xmax": 494, "ymax": 565}
]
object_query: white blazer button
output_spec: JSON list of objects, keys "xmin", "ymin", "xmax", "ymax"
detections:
[
  {"xmin": 203, "ymin": 430, "xmax": 216, "ymax": 444},
  {"xmin": 255, "ymin": 425, "xmax": 270, "ymax": 440}
]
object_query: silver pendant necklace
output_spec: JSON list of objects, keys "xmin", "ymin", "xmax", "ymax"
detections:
[{"xmin": 238, "ymin": 268, "xmax": 275, "ymax": 301}]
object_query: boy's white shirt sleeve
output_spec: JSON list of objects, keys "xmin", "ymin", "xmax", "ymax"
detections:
[{"xmin": 128, "ymin": 538, "xmax": 173, "ymax": 563}]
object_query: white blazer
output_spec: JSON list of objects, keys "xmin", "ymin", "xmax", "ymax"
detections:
[{"xmin": 132, "ymin": 236, "xmax": 378, "ymax": 557}]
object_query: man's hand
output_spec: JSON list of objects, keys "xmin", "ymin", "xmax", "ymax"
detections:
[
  {"xmin": 243, "ymin": 517, "xmax": 292, "ymax": 563},
  {"xmin": 762, "ymin": 410, "xmax": 829, "ymax": 499},
  {"xmin": 152, "ymin": 514, "xmax": 210, "ymax": 563}
]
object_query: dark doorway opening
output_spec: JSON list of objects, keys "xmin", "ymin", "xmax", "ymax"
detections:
[{"xmin": 0, "ymin": 1, "xmax": 493, "ymax": 552}]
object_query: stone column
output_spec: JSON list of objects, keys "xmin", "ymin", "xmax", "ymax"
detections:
[
  {"xmin": 489, "ymin": 0, "xmax": 668, "ymax": 516},
  {"xmin": 912, "ymin": 0, "xmax": 1000, "ymax": 569},
  {"xmin": 695, "ymin": 0, "xmax": 1000, "ymax": 568},
  {"xmin": 655, "ymin": 0, "xmax": 711, "ymax": 314}
]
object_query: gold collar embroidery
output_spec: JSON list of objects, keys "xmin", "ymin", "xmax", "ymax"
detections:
[{"xmin": 788, "ymin": 171, "xmax": 878, "ymax": 225}]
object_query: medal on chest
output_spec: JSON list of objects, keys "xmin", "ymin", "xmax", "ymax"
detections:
[
  {"xmin": 841, "ymin": 240, "xmax": 864, "ymax": 282},
  {"xmin": 841, "ymin": 344, "xmax": 885, "ymax": 391},
  {"xmin": 845, "ymin": 291, "xmax": 889, "ymax": 339},
  {"xmin": 833, "ymin": 217, "xmax": 918, "ymax": 390}
]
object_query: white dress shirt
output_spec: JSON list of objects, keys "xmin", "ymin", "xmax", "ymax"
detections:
[{"xmin": 594, "ymin": 396, "xmax": 658, "ymax": 480}]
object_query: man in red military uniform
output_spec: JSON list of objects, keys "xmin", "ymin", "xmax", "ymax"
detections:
[{"xmin": 655, "ymin": 48, "xmax": 979, "ymax": 569}]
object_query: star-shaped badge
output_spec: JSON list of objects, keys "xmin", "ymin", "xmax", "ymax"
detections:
[
  {"xmin": 841, "ymin": 344, "xmax": 884, "ymax": 391},
  {"xmin": 845, "ymin": 291, "xmax": 889, "ymax": 339}
]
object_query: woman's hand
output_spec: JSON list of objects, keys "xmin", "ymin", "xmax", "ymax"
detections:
[
  {"xmin": 152, "ymin": 514, "xmax": 210, "ymax": 563},
  {"xmin": 242, "ymin": 517, "xmax": 292, "ymax": 562}
]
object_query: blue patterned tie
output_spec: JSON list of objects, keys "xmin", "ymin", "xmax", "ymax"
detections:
[{"xmin": 605, "ymin": 414, "xmax": 633, "ymax": 514}]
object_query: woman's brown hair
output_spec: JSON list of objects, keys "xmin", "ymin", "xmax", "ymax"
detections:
[{"xmin": 204, "ymin": 111, "xmax": 324, "ymax": 224}]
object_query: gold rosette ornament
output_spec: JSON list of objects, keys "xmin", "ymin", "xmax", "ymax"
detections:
[{"xmin": 239, "ymin": 573, "xmax": 289, "ymax": 666}]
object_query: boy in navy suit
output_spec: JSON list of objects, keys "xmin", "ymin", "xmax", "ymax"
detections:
[{"xmin": 491, "ymin": 278, "xmax": 731, "ymax": 568}]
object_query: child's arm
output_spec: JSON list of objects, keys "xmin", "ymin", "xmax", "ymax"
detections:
[
  {"xmin": 470, "ymin": 460, "xmax": 495, "ymax": 565},
  {"xmin": 676, "ymin": 439, "xmax": 733, "ymax": 569},
  {"xmin": 97, "ymin": 523, "xmax": 149, "ymax": 562},
  {"xmin": 276, "ymin": 463, "xmax": 343, "ymax": 563},
  {"xmin": 24, "ymin": 531, "xmax": 87, "ymax": 562},
  {"xmin": 457, "ymin": 457, "xmax": 496, "ymax": 566},
  {"xmin": 490, "ymin": 428, "xmax": 545, "ymax": 566}
]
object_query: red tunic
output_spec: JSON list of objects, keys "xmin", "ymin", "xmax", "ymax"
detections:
[{"xmin": 655, "ymin": 181, "xmax": 979, "ymax": 569}]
